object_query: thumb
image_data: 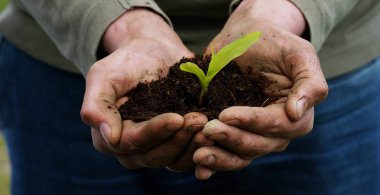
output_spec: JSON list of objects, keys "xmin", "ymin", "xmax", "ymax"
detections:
[
  {"xmin": 286, "ymin": 52, "xmax": 328, "ymax": 121},
  {"xmin": 80, "ymin": 66, "xmax": 134, "ymax": 146}
]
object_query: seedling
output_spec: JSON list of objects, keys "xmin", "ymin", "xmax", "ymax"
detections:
[{"xmin": 179, "ymin": 32, "xmax": 262, "ymax": 105}]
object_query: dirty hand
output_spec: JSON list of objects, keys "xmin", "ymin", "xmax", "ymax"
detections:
[
  {"xmin": 81, "ymin": 9, "xmax": 207, "ymax": 170},
  {"xmin": 193, "ymin": 0, "xmax": 328, "ymax": 180}
]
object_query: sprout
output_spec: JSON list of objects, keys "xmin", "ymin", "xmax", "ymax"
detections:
[{"xmin": 180, "ymin": 32, "xmax": 262, "ymax": 105}]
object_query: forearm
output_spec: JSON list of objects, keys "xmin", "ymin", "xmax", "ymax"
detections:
[
  {"xmin": 232, "ymin": 0, "xmax": 306, "ymax": 36},
  {"xmin": 102, "ymin": 9, "xmax": 172, "ymax": 54},
  {"xmin": 289, "ymin": 0, "xmax": 360, "ymax": 51},
  {"xmin": 20, "ymin": 0, "xmax": 169, "ymax": 75},
  {"xmin": 232, "ymin": 0, "xmax": 361, "ymax": 51}
]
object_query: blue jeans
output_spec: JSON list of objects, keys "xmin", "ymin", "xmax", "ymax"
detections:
[{"xmin": 1, "ymin": 36, "xmax": 380, "ymax": 195}]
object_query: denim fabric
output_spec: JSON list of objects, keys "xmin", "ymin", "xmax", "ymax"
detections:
[
  {"xmin": 234, "ymin": 55, "xmax": 380, "ymax": 195},
  {"xmin": 1, "ymin": 36, "xmax": 380, "ymax": 195}
]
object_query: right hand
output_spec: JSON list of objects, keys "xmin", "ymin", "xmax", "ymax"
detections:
[
  {"xmin": 81, "ymin": 9, "xmax": 208, "ymax": 170},
  {"xmin": 192, "ymin": 0, "xmax": 328, "ymax": 180}
]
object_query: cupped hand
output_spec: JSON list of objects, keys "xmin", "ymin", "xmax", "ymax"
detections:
[
  {"xmin": 81, "ymin": 9, "xmax": 207, "ymax": 170},
  {"xmin": 92, "ymin": 112, "xmax": 207, "ymax": 170},
  {"xmin": 193, "ymin": 0, "xmax": 328, "ymax": 180}
]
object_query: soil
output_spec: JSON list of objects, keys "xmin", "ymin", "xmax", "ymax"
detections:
[{"xmin": 119, "ymin": 55, "xmax": 276, "ymax": 121}]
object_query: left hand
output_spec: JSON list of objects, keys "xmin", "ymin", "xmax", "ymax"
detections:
[
  {"xmin": 81, "ymin": 9, "xmax": 208, "ymax": 170},
  {"xmin": 193, "ymin": 0, "xmax": 328, "ymax": 180}
]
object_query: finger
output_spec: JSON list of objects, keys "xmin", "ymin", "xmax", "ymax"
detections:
[
  {"xmin": 166, "ymin": 140, "xmax": 199, "ymax": 171},
  {"xmin": 91, "ymin": 128, "xmax": 122, "ymax": 155},
  {"xmin": 115, "ymin": 113, "xmax": 186, "ymax": 169},
  {"xmin": 117, "ymin": 113, "xmax": 184, "ymax": 153},
  {"xmin": 166, "ymin": 113, "xmax": 208, "ymax": 171},
  {"xmin": 219, "ymin": 104, "xmax": 314, "ymax": 138},
  {"xmin": 195, "ymin": 165, "xmax": 215, "ymax": 180},
  {"xmin": 193, "ymin": 146, "xmax": 251, "ymax": 171},
  {"xmin": 201, "ymin": 120, "xmax": 290, "ymax": 158},
  {"xmin": 116, "ymin": 155, "xmax": 142, "ymax": 169},
  {"xmin": 284, "ymin": 45, "xmax": 328, "ymax": 121},
  {"xmin": 194, "ymin": 132, "xmax": 215, "ymax": 147},
  {"xmin": 275, "ymin": 97, "xmax": 288, "ymax": 104},
  {"xmin": 81, "ymin": 61, "xmax": 136, "ymax": 146},
  {"xmin": 115, "ymin": 96, "xmax": 129, "ymax": 108},
  {"xmin": 262, "ymin": 72, "xmax": 293, "ymax": 96},
  {"xmin": 126, "ymin": 113, "xmax": 206, "ymax": 169}
]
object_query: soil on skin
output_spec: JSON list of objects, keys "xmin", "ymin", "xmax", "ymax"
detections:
[{"xmin": 119, "ymin": 55, "xmax": 276, "ymax": 121}]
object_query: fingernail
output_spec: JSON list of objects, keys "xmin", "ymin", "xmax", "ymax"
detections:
[
  {"xmin": 203, "ymin": 120, "xmax": 220, "ymax": 136},
  {"xmin": 201, "ymin": 155, "xmax": 216, "ymax": 166},
  {"xmin": 296, "ymin": 98, "xmax": 307, "ymax": 119},
  {"xmin": 99, "ymin": 123, "xmax": 111, "ymax": 144}
]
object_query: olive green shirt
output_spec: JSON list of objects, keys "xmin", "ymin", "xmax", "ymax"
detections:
[{"xmin": 0, "ymin": 0, "xmax": 379, "ymax": 78}]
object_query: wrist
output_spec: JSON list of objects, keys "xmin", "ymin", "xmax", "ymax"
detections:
[
  {"xmin": 234, "ymin": 0, "xmax": 306, "ymax": 36},
  {"xmin": 101, "ymin": 8, "xmax": 172, "ymax": 53}
]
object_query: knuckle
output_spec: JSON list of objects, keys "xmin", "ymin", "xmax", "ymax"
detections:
[
  {"xmin": 246, "ymin": 111, "xmax": 260, "ymax": 124},
  {"xmin": 225, "ymin": 154, "xmax": 242, "ymax": 170},
  {"xmin": 241, "ymin": 143, "xmax": 269, "ymax": 159},
  {"xmin": 271, "ymin": 117, "xmax": 282, "ymax": 133},
  {"xmin": 80, "ymin": 105, "xmax": 94, "ymax": 124},
  {"xmin": 316, "ymin": 82, "xmax": 329, "ymax": 102},
  {"xmin": 266, "ymin": 117, "xmax": 284, "ymax": 135}
]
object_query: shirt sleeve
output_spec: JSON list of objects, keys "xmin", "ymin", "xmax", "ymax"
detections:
[
  {"xmin": 229, "ymin": 0, "xmax": 242, "ymax": 13},
  {"xmin": 19, "ymin": 0, "xmax": 171, "ymax": 75},
  {"xmin": 289, "ymin": 0, "xmax": 360, "ymax": 51},
  {"xmin": 230, "ymin": 0, "xmax": 360, "ymax": 51}
]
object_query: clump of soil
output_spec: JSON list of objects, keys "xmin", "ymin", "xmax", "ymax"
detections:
[{"xmin": 119, "ymin": 55, "xmax": 276, "ymax": 121}]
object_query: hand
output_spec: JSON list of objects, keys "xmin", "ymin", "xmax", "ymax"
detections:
[
  {"xmin": 193, "ymin": 0, "xmax": 328, "ymax": 180},
  {"xmin": 81, "ymin": 9, "xmax": 207, "ymax": 170},
  {"xmin": 92, "ymin": 112, "xmax": 207, "ymax": 170}
]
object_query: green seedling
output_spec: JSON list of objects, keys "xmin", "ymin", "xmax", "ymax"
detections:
[{"xmin": 179, "ymin": 31, "xmax": 262, "ymax": 105}]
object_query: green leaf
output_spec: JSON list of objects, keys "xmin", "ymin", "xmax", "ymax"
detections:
[
  {"xmin": 207, "ymin": 32, "xmax": 262, "ymax": 80},
  {"xmin": 178, "ymin": 31, "xmax": 262, "ymax": 105},
  {"xmin": 179, "ymin": 62, "xmax": 207, "ymax": 90}
]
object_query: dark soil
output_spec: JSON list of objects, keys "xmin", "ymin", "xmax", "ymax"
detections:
[{"xmin": 119, "ymin": 55, "xmax": 276, "ymax": 121}]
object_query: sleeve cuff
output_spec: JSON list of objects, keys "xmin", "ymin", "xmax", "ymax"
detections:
[
  {"xmin": 289, "ymin": 0, "xmax": 325, "ymax": 51},
  {"xmin": 78, "ymin": 0, "xmax": 171, "ymax": 75},
  {"xmin": 230, "ymin": 0, "xmax": 325, "ymax": 51},
  {"xmin": 229, "ymin": 0, "xmax": 242, "ymax": 14}
]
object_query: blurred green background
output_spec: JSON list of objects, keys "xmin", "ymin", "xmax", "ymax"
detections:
[
  {"xmin": 0, "ymin": 2, "xmax": 10, "ymax": 195},
  {"xmin": 0, "ymin": 136, "xmax": 10, "ymax": 195},
  {"xmin": 0, "ymin": 0, "xmax": 7, "ymax": 11}
]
